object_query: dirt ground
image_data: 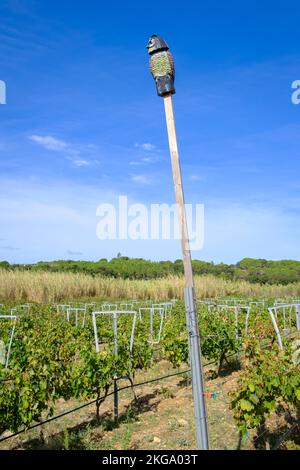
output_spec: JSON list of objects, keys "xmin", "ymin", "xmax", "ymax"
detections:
[
  {"xmin": 1, "ymin": 359, "xmax": 254, "ymax": 451},
  {"xmin": 6, "ymin": 356, "xmax": 299, "ymax": 451}
]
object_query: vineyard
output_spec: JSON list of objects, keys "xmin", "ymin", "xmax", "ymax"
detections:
[{"xmin": 0, "ymin": 297, "xmax": 300, "ymax": 450}]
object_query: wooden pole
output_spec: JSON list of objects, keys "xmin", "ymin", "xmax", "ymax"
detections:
[
  {"xmin": 163, "ymin": 93, "xmax": 209, "ymax": 450},
  {"xmin": 163, "ymin": 94, "xmax": 193, "ymax": 287}
]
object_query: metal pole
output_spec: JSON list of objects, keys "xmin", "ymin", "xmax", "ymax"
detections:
[
  {"xmin": 234, "ymin": 306, "xmax": 239, "ymax": 341},
  {"xmin": 113, "ymin": 378, "xmax": 118, "ymax": 424},
  {"xmin": 163, "ymin": 93, "xmax": 209, "ymax": 450},
  {"xmin": 113, "ymin": 312, "xmax": 118, "ymax": 423},
  {"xmin": 296, "ymin": 305, "xmax": 300, "ymax": 330},
  {"xmin": 150, "ymin": 307, "xmax": 153, "ymax": 343},
  {"xmin": 245, "ymin": 306, "xmax": 250, "ymax": 336},
  {"xmin": 92, "ymin": 312, "xmax": 100, "ymax": 353},
  {"xmin": 268, "ymin": 308, "xmax": 284, "ymax": 350}
]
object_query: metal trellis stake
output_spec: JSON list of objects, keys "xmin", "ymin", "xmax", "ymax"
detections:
[
  {"xmin": 146, "ymin": 34, "xmax": 209, "ymax": 450},
  {"xmin": 92, "ymin": 310, "xmax": 137, "ymax": 423}
]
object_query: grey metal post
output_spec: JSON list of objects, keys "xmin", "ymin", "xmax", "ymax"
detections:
[
  {"xmin": 234, "ymin": 306, "xmax": 239, "ymax": 341},
  {"xmin": 245, "ymin": 306, "xmax": 251, "ymax": 336},
  {"xmin": 113, "ymin": 312, "xmax": 118, "ymax": 356},
  {"xmin": 0, "ymin": 315, "xmax": 17, "ymax": 369},
  {"xmin": 92, "ymin": 312, "xmax": 100, "ymax": 353},
  {"xmin": 113, "ymin": 312, "xmax": 118, "ymax": 423},
  {"xmin": 5, "ymin": 321, "xmax": 16, "ymax": 369},
  {"xmin": 268, "ymin": 308, "xmax": 283, "ymax": 350},
  {"xmin": 184, "ymin": 287, "xmax": 209, "ymax": 449},
  {"xmin": 113, "ymin": 378, "xmax": 118, "ymax": 423},
  {"xmin": 129, "ymin": 312, "xmax": 137, "ymax": 353},
  {"xmin": 150, "ymin": 307, "xmax": 153, "ymax": 343},
  {"xmin": 296, "ymin": 305, "xmax": 300, "ymax": 330}
]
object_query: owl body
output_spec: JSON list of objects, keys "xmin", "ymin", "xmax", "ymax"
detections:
[
  {"xmin": 147, "ymin": 35, "xmax": 175, "ymax": 97},
  {"xmin": 149, "ymin": 51, "xmax": 175, "ymax": 79}
]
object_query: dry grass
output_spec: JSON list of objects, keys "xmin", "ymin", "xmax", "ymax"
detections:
[{"xmin": 1, "ymin": 270, "xmax": 300, "ymax": 303}]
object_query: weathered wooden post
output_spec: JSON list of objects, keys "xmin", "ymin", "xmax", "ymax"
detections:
[{"xmin": 146, "ymin": 34, "xmax": 209, "ymax": 450}]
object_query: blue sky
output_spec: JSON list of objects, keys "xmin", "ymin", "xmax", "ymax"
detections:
[{"xmin": 1, "ymin": 0, "xmax": 300, "ymax": 264}]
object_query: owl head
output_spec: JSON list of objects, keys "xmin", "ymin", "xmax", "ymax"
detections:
[{"xmin": 146, "ymin": 35, "xmax": 169, "ymax": 55}]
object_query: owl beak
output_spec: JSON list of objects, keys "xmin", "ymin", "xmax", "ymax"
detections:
[{"xmin": 146, "ymin": 38, "xmax": 154, "ymax": 51}]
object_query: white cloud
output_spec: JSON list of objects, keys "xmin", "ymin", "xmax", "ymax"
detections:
[
  {"xmin": 189, "ymin": 174, "xmax": 204, "ymax": 181},
  {"xmin": 129, "ymin": 156, "xmax": 158, "ymax": 165},
  {"xmin": 29, "ymin": 135, "xmax": 68, "ymax": 152},
  {"xmin": 28, "ymin": 134, "xmax": 100, "ymax": 168},
  {"xmin": 134, "ymin": 142, "xmax": 157, "ymax": 151},
  {"xmin": 0, "ymin": 245, "xmax": 19, "ymax": 251},
  {"xmin": 131, "ymin": 143, "xmax": 162, "ymax": 167},
  {"xmin": 142, "ymin": 143, "xmax": 156, "ymax": 151},
  {"xmin": 72, "ymin": 159, "xmax": 95, "ymax": 167},
  {"xmin": 141, "ymin": 156, "xmax": 159, "ymax": 163},
  {"xmin": 131, "ymin": 174, "xmax": 152, "ymax": 185}
]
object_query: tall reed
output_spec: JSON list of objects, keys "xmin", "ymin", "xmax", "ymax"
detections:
[{"xmin": 1, "ymin": 270, "xmax": 300, "ymax": 303}]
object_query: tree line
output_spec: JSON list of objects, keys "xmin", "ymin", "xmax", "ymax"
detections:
[{"xmin": 1, "ymin": 256, "xmax": 300, "ymax": 284}]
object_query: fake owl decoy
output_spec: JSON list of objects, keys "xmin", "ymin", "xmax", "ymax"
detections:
[{"xmin": 147, "ymin": 35, "xmax": 175, "ymax": 97}]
